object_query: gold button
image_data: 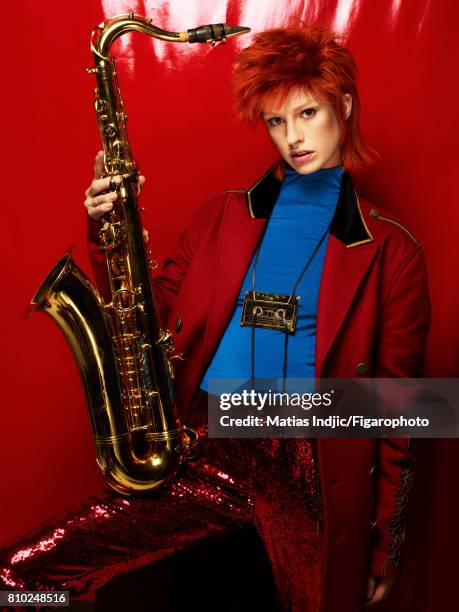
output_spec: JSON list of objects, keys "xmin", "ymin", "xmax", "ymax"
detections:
[
  {"xmin": 175, "ymin": 316, "xmax": 182, "ymax": 332},
  {"xmin": 355, "ymin": 362, "xmax": 369, "ymax": 375},
  {"xmin": 370, "ymin": 208, "xmax": 379, "ymax": 219}
]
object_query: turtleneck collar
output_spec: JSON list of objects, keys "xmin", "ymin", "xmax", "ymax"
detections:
[{"xmin": 278, "ymin": 164, "xmax": 344, "ymax": 205}]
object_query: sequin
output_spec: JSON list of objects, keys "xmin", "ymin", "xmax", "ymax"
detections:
[{"xmin": 0, "ymin": 392, "xmax": 323, "ymax": 610}]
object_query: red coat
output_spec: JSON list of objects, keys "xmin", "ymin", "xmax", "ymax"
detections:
[{"xmin": 88, "ymin": 169, "xmax": 430, "ymax": 611}]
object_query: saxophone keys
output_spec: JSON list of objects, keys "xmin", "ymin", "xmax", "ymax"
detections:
[
  {"xmin": 104, "ymin": 124, "xmax": 117, "ymax": 137},
  {"xmin": 110, "ymin": 253, "xmax": 125, "ymax": 276},
  {"xmin": 95, "ymin": 98, "xmax": 107, "ymax": 112}
]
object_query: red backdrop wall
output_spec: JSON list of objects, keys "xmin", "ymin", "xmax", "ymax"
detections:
[{"xmin": 2, "ymin": 1, "xmax": 458, "ymax": 610}]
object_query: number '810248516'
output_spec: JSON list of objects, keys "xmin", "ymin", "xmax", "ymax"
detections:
[{"xmin": 1, "ymin": 590, "xmax": 69, "ymax": 606}]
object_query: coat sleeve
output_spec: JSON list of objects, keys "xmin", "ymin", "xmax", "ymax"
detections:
[
  {"xmin": 150, "ymin": 199, "xmax": 216, "ymax": 326},
  {"xmin": 370, "ymin": 244, "xmax": 431, "ymax": 578},
  {"xmin": 87, "ymin": 199, "xmax": 215, "ymax": 324}
]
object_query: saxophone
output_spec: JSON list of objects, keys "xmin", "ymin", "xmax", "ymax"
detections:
[{"xmin": 26, "ymin": 13, "xmax": 249, "ymax": 495}]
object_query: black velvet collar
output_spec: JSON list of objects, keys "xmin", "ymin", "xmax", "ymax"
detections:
[{"xmin": 245, "ymin": 167, "xmax": 373, "ymax": 248}]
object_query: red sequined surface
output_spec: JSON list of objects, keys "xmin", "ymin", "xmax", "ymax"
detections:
[
  {"xmin": 0, "ymin": 393, "xmax": 323, "ymax": 610},
  {"xmin": 254, "ymin": 438, "xmax": 325, "ymax": 611}
]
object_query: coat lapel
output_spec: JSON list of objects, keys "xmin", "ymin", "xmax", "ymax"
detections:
[
  {"xmin": 315, "ymin": 172, "xmax": 378, "ymax": 375},
  {"xmin": 315, "ymin": 235, "xmax": 378, "ymax": 376}
]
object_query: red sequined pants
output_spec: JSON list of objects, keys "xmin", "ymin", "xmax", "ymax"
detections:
[{"xmin": 0, "ymin": 392, "xmax": 325, "ymax": 611}]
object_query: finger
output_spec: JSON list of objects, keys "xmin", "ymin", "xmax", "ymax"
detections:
[
  {"xmin": 87, "ymin": 202, "xmax": 114, "ymax": 220},
  {"xmin": 373, "ymin": 581, "xmax": 389, "ymax": 603},
  {"xmin": 366, "ymin": 576, "xmax": 376, "ymax": 600},
  {"xmin": 84, "ymin": 192, "xmax": 117, "ymax": 213},
  {"xmin": 92, "ymin": 192, "xmax": 118, "ymax": 207},
  {"xmin": 93, "ymin": 151, "xmax": 105, "ymax": 180},
  {"xmin": 86, "ymin": 176, "xmax": 111, "ymax": 198},
  {"xmin": 84, "ymin": 193, "xmax": 116, "ymax": 211},
  {"xmin": 136, "ymin": 175, "xmax": 146, "ymax": 196},
  {"xmin": 86, "ymin": 175, "xmax": 121, "ymax": 198},
  {"xmin": 363, "ymin": 582, "xmax": 388, "ymax": 606}
]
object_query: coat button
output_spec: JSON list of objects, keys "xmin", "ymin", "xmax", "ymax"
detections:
[
  {"xmin": 175, "ymin": 316, "xmax": 182, "ymax": 332},
  {"xmin": 355, "ymin": 362, "xmax": 369, "ymax": 375},
  {"xmin": 369, "ymin": 464, "xmax": 376, "ymax": 476}
]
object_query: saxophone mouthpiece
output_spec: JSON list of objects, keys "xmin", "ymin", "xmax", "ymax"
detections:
[
  {"xmin": 185, "ymin": 23, "xmax": 251, "ymax": 44},
  {"xmin": 223, "ymin": 25, "xmax": 251, "ymax": 39}
]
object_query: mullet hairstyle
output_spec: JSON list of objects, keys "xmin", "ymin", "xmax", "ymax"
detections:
[{"xmin": 233, "ymin": 25, "xmax": 373, "ymax": 172}]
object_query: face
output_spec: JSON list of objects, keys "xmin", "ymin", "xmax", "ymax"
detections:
[{"xmin": 262, "ymin": 88, "xmax": 352, "ymax": 174}]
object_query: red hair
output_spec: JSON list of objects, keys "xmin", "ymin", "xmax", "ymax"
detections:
[{"xmin": 233, "ymin": 25, "xmax": 372, "ymax": 172}]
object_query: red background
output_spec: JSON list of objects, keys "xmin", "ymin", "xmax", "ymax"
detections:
[{"xmin": 2, "ymin": 1, "xmax": 458, "ymax": 609}]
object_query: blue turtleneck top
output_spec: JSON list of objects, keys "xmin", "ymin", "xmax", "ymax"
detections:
[{"xmin": 200, "ymin": 165, "xmax": 343, "ymax": 389}]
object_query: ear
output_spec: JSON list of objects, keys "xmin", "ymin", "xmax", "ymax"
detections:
[{"xmin": 342, "ymin": 93, "xmax": 352, "ymax": 120}]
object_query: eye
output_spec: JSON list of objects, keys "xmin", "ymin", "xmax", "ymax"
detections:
[
  {"xmin": 301, "ymin": 108, "xmax": 316, "ymax": 119},
  {"xmin": 266, "ymin": 116, "xmax": 283, "ymax": 128}
]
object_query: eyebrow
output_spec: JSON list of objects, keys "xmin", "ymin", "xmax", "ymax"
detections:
[
  {"xmin": 292, "ymin": 101, "xmax": 318, "ymax": 111},
  {"xmin": 262, "ymin": 101, "xmax": 318, "ymax": 118}
]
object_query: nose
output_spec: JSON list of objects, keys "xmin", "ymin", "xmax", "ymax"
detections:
[{"xmin": 285, "ymin": 120, "xmax": 304, "ymax": 148}]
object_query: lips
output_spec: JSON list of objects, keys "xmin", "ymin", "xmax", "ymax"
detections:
[{"xmin": 290, "ymin": 150, "xmax": 314, "ymax": 159}]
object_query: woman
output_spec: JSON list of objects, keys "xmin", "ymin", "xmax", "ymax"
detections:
[{"xmin": 85, "ymin": 25, "xmax": 430, "ymax": 611}]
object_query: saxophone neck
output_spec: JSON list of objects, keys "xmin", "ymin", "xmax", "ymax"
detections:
[
  {"xmin": 91, "ymin": 13, "xmax": 184, "ymax": 60},
  {"xmin": 88, "ymin": 14, "xmax": 249, "ymax": 177},
  {"xmin": 91, "ymin": 12, "xmax": 251, "ymax": 59}
]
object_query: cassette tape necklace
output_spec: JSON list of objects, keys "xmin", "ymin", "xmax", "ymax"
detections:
[{"xmin": 241, "ymin": 223, "xmax": 331, "ymax": 382}]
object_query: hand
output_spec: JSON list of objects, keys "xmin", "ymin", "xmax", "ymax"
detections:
[
  {"xmin": 84, "ymin": 151, "xmax": 146, "ymax": 221},
  {"xmin": 363, "ymin": 575, "xmax": 395, "ymax": 606}
]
